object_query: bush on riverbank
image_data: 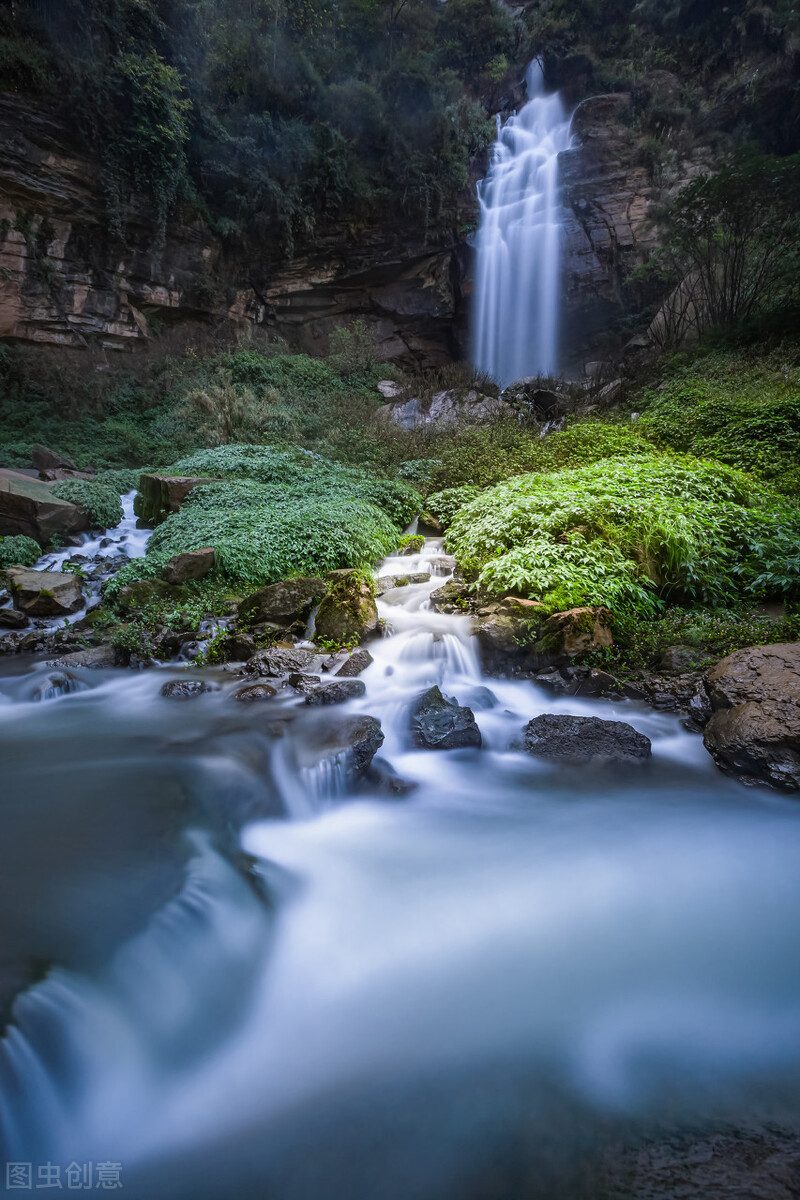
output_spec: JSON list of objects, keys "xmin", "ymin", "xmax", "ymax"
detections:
[
  {"xmin": 444, "ymin": 454, "xmax": 800, "ymax": 619},
  {"xmin": 106, "ymin": 445, "xmax": 419, "ymax": 602},
  {"xmin": 0, "ymin": 535, "xmax": 41, "ymax": 569},
  {"xmin": 50, "ymin": 480, "xmax": 123, "ymax": 529}
]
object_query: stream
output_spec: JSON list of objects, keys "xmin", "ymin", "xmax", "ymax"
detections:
[{"xmin": 1, "ymin": 539, "xmax": 800, "ymax": 1198}]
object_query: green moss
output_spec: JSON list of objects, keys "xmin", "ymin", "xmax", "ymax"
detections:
[
  {"xmin": 396, "ymin": 534, "xmax": 425, "ymax": 554},
  {"xmin": 50, "ymin": 479, "xmax": 124, "ymax": 528},
  {"xmin": 0, "ymin": 535, "xmax": 41, "ymax": 568}
]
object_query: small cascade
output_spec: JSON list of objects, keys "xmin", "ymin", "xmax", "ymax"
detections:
[{"xmin": 472, "ymin": 60, "xmax": 573, "ymax": 387}]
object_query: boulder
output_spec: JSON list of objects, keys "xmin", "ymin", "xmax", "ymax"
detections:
[
  {"xmin": 222, "ymin": 633, "xmax": 258, "ymax": 662},
  {"xmin": 375, "ymin": 389, "xmax": 510, "ymax": 431},
  {"xmin": 238, "ymin": 576, "xmax": 326, "ymax": 628},
  {"xmin": 298, "ymin": 714, "xmax": 385, "ymax": 788},
  {"xmin": 428, "ymin": 554, "xmax": 456, "ymax": 576},
  {"xmin": 232, "ymin": 682, "xmax": 278, "ymax": 703},
  {"xmin": 377, "ymin": 380, "xmax": 403, "ymax": 399},
  {"xmin": 305, "ymin": 679, "xmax": 367, "ymax": 706},
  {"xmin": 243, "ymin": 646, "xmax": 319, "ymax": 678},
  {"xmin": 5, "ymin": 567, "xmax": 83, "ymax": 617},
  {"xmin": 0, "ymin": 472, "xmax": 87, "ymax": 542},
  {"xmin": 114, "ymin": 578, "xmax": 175, "ymax": 614},
  {"xmin": 659, "ymin": 645, "xmax": 703, "ymax": 673},
  {"xmin": 31, "ymin": 445, "xmax": 78, "ymax": 473},
  {"xmin": 429, "ymin": 576, "xmax": 472, "ymax": 614},
  {"xmin": 533, "ymin": 666, "xmax": 623, "ymax": 699},
  {"xmin": 375, "ymin": 572, "xmax": 430, "ymax": 595},
  {"xmin": 474, "ymin": 598, "xmax": 547, "ymax": 657},
  {"xmin": 46, "ymin": 645, "xmax": 120, "ymax": 669},
  {"xmin": 314, "ymin": 569, "xmax": 378, "ymax": 645},
  {"xmin": 409, "ymin": 685, "xmax": 481, "ymax": 750},
  {"xmin": 703, "ymin": 644, "xmax": 800, "ymax": 790},
  {"xmin": 365, "ymin": 756, "xmax": 418, "ymax": 797},
  {"xmin": 134, "ymin": 474, "xmax": 210, "ymax": 525},
  {"xmin": 538, "ymin": 606, "xmax": 614, "ymax": 659},
  {"xmin": 161, "ymin": 547, "xmax": 216, "ymax": 585},
  {"xmin": 160, "ymin": 679, "xmax": 217, "ymax": 700},
  {"xmin": 0, "ymin": 607, "xmax": 27, "ymax": 629},
  {"xmin": 522, "ymin": 713, "xmax": 651, "ymax": 763},
  {"xmin": 501, "ymin": 380, "xmax": 566, "ymax": 420},
  {"xmin": 335, "ymin": 648, "xmax": 374, "ymax": 677}
]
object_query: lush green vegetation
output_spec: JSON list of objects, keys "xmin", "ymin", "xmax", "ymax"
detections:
[
  {"xmin": 0, "ymin": 535, "xmax": 42, "ymax": 570},
  {"xmin": 635, "ymin": 346, "xmax": 800, "ymax": 495},
  {"xmin": 106, "ymin": 444, "xmax": 420, "ymax": 603},
  {"xmin": 50, "ymin": 480, "xmax": 124, "ymax": 529},
  {"xmin": 442, "ymin": 454, "xmax": 800, "ymax": 619}
]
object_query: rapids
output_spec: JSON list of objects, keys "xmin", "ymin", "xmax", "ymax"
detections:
[{"xmin": 1, "ymin": 540, "xmax": 799, "ymax": 1198}]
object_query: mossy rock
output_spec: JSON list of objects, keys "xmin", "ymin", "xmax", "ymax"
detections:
[{"xmin": 314, "ymin": 569, "xmax": 378, "ymax": 646}]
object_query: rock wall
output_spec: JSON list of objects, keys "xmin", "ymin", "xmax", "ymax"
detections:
[{"xmin": 0, "ymin": 92, "xmax": 463, "ymax": 369}]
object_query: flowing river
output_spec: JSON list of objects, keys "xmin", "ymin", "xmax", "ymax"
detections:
[{"xmin": 1, "ymin": 540, "xmax": 800, "ymax": 1198}]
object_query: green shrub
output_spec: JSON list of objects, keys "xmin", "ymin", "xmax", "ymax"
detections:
[
  {"xmin": 636, "ymin": 349, "xmax": 800, "ymax": 494},
  {"xmin": 133, "ymin": 480, "xmax": 401, "ymax": 589},
  {"xmin": 445, "ymin": 454, "xmax": 800, "ymax": 619},
  {"xmin": 396, "ymin": 533, "xmax": 424, "ymax": 554},
  {"xmin": 428, "ymin": 420, "xmax": 649, "ymax": 490},
  {"xmin": 51, "ymin": 480, "xmax": 123, "ymax": 529},
  {"xmin": 0, "ymin": 534, "xmax": 41, "ymax": 569},
  {"xmin": 168, "ymin": 444, "xmax": 421, "ymax": 528},
  {"xmin": 427, "ymin": 485, "xmax": 483, "ymax": 528}
]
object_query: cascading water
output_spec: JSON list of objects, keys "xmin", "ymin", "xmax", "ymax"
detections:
[
  {"xmin": 2, "ymin": 534, "xmax": 800, "ymax": 1198},
  {"xmin": 472, "ymin": 60, "xmax": 573, "ymax": 387}
]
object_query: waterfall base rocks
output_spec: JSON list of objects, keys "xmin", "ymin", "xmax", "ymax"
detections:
[{"xmin": 409, "ymin": 685, "xmax": 482, "ymax": 751}]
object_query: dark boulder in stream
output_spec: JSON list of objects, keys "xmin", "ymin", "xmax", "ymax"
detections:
[
  {"xmin": 335, "ymin": 648, "xmax": 374, "ymax": 677},
  {"xmin": 161, "ymin": 679, "xmax": 218, "ymax": 700},
  {"xmin": 523, "ymin": 713, "xmax": 652, "ymax": 763},
  {"xmin": 410, "ymin": 685, "xmax": 481, "ymax": 750},
  {"xmin": 298, "ymin": 714, "xmax": 385, "ymax": 788},
  {"xmin": 238, "ymin": 576, "xmax": 326, "ymax": 628},
  {"xmin": 305, "ymin": 679, "xmax": 366, "ymax": 706}
]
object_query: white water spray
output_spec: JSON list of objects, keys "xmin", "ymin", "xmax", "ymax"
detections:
[{"xmin": 472, "ymin": 61, "xmax": 573, "ymax": 387}]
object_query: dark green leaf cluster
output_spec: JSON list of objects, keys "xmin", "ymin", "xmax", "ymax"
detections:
[
  {"xmin": 50, "ymin": 480, "xmax": 124, "ymax": 530},
  {"xmin": 0, "ymin": 535, "xmax": 42, "ymax": 569}
]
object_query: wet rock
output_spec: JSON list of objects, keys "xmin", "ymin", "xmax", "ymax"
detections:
[
  {"xmin": 522, "ymin": 713, "xmax": 651, "ymax": 763},
  {"xmin": 314, "ymin": 569, "xmax": 378, "ymax": 645},
  {"xmin": 703, "ymin": 644, "xmax": 800, "ymax": 790},
  {"xmin": 429, "ymin": 576, "xmax": 472, "ymax": 614},
  {"xmin": 533, "ymin": 666, "xmax": 623, "ymax": 698},
  {"xmin": 0, "ymin": 471, "xmax": 87, "ymax": 542},
  {"xmin": 232, "ymin": 682, "xmax": 278, "ymax": 703},
  {"xmin": 0, "ymin": 607, "xmax": 27, "ymax": 629},
  {"xmin": 299, "ymin": 714, "xmax": 385, "ymax": 788},
  {"xmin": 410, "ymin": 685, "xmax": 481, "ymax": 750},
  {"xmin": 428, "ymin": 554, "xmax": 456, "ymax": 576},
  {"xmin": 244, "ymin": 646, "xmax": 318, "ymax": 678},
  {"xmin": 115, "ymin": 578, "xmax": 174, "ymax": 614},
  {"xmin": 335, "ymin": 648, "xmax": 374, "ymax": 677},
  {"xmin": 223, "ymin": 633, "xmax": 258, "ymax": 662},
  {"xmin": 375, "ymin": 572, "xmax": 430, "ymax": 595},
  {"xmin": 462, "ymin": 685, "xmax": 498, "ymax": 711},
  {"xmin": 134, "ymin": 474, "xmax": 210, "ymax": 525},
  {"xmin": 538, "ymin": 606, "xmax": 614, "ymax": 660},
  {"xmin": 474, "ymin": 598, "xmax": 547, "ymax": 657},
  {"xmin": 288, "ymin": 672, "xmax": 321, "ymax": 695},
  {"xmin": 659, "ymin": 645, "xmax": 703, "ymax": 673},
  {"xmin": 305, "ymin": 679, "xmax": 367, "ymax": 706},
  {"xmin": 46, "ymin": 645, "xmax": 119, "ymax": 669},
  {"xmin": 160, "ymin": 679, "xmax": 217, "ymax": 700},
  {"xmin": 161, "ymin": 547, "xmax": 216, "ymax": 585},
  {"xmin": 365, "ymin": 756, "xmax": 418, "ymax": 797},
  {"xmin": 5, "ymin": 567, "xmax": 83, "ymax": 617},
  {"xmin": 238, "ymin": 576, "xmax": 326, "ymax": 628}
]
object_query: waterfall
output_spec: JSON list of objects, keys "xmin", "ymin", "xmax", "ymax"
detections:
[{"xmin": 472, "ymin": 61, "xmax": 573, "ymax": 388}]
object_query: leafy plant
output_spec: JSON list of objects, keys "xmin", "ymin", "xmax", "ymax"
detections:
[
  {"xmin": 0, "ymin": 534, "xmax": 41, "ymax": 569},
  {"xmin": 50, "ymin": 480, "xmax": 124, "ymax": 529}
]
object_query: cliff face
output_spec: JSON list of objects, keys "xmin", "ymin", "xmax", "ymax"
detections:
[
  {"xmin": 0, "ymin": 92, "xmax": 464, "ymax": 369},
  {"xmin": 0, "ymin": 85, "xmax": 709, "ymax": 375}
]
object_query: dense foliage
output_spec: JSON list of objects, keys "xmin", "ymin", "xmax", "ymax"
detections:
[
  {"xmin": 107, "ymin": 443, "xmax": 420, "ymax": 597},
  {"xmin": 443, "ymin": 454, "xmax": 800, "ymax": 618},
  {"xmin": 635, "ymin": 347, "xmax": 800, "ymax": 494},
  {"xmin": 0, "ymin": 535, "xmax": 41, "ymax": 569},
  {"xmin": 50, "ymin": 480, "xmax": 124, "ymax": 529}
]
